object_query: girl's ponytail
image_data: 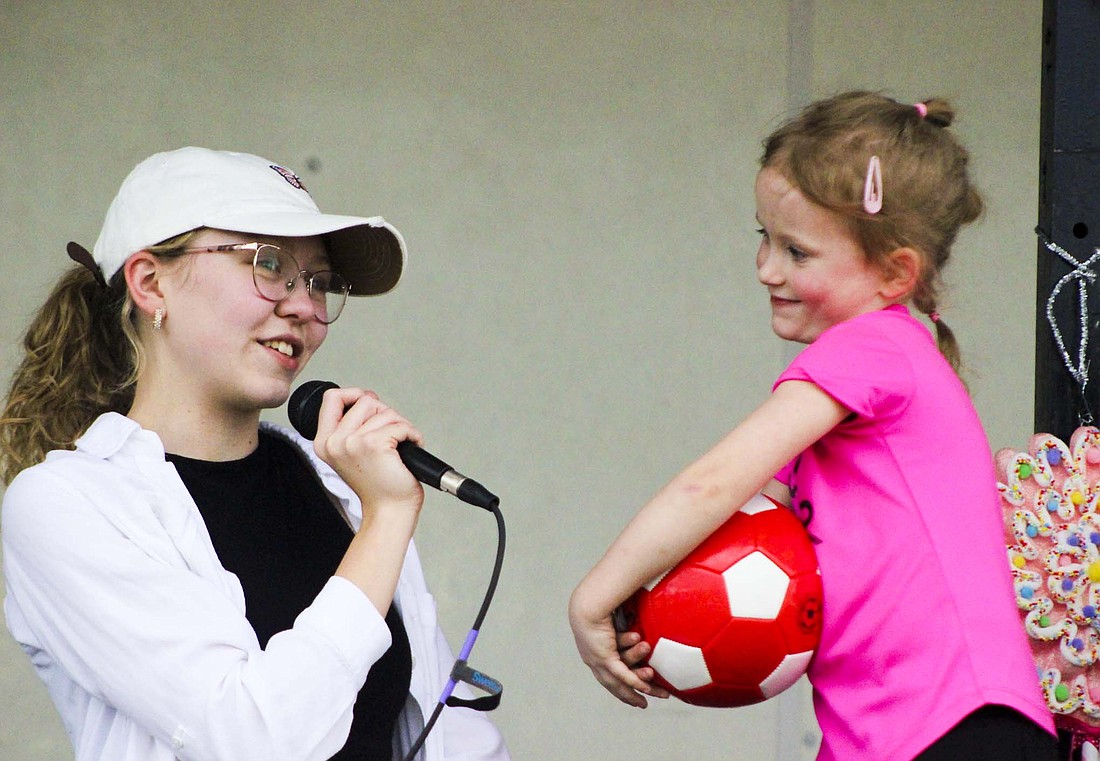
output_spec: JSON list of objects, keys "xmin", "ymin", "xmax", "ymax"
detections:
[
  {"xmin": 932, "ymin": 317, "xmax": 963, "ymax": 377},
  {"xmin": 925, "ymin": 310, "xmax": 963, "ymax": 377},
  {"xmin": 911, "ymin": 279, "xmax": 963, "ymax": 377}
]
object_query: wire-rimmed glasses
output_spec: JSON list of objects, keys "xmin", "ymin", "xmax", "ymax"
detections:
[{"xmin": 180, "ymin": 242, "xmax": 350, "ymax": 324}]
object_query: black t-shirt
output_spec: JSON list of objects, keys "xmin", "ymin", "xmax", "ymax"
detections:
[{"xmin": 167, "ymin": 430, "xmax": 413, "ymax": 761}]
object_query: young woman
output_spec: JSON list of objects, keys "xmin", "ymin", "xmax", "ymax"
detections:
[{"xmin": 1, "ymin": 147, "xmax": 509, "ymax": 761}]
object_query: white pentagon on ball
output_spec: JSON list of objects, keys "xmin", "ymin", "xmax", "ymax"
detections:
[
  {"xmin": 722, "ymin": 551, "xmax": 790, "ymax": 619},
  {"xmin": 739, "ymin": 492, "xmax": 779, "ymax": 515},
  {"xmin": 759, "ymin": 651, "xmax": 815, "ymax": 698},
  {"xmin": 648, "ymin": 638, "xmax": 712, "ymax": 691},
  {"xmin": 642, "ymin": 568, "xmax": 670, "ymax": 592}
]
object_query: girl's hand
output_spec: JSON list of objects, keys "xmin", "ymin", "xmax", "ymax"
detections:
[
  {"xmin": 310, "ymin": 386, "xmax": 425, "ymax": 522},
  {"xmin": 568, "ymin": 592, "xmax": 670, "ymax": 708}
]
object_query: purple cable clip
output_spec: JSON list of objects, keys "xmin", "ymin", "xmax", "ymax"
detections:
[{"xmin": 440, "ymin": 629, "xmax": 481, "ymax": 703}]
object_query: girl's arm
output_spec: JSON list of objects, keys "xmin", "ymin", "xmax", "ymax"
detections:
[{"xmin": 569, "ymin": 380, "xmax": 848, "ymax": 707}]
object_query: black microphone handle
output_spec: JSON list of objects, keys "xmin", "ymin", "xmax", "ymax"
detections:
[
  {"xmin": 288, "ymin": 380, "xmax": 498, "ymax": 510},
  {"xmin": 397, "ymin": 442, "xmax": 500, "ymax": 509},
  {"xmin": 396, "ymin": 440, "xmax": 451, "ymax": 487}
]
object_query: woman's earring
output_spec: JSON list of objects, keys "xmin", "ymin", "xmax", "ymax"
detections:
[{"xmin": 153, "ymin": 308, "xmax": 164, "ymax": 331}]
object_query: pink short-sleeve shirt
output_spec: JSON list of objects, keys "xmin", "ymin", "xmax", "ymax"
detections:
[{"xmin": 774, "ymin": 305, "xmax": 1053, "ymax": 760}]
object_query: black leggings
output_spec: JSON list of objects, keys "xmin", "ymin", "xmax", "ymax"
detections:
[{"xmin": 915, "ymin": 706, "xmax": 1057, "ymax": 761}]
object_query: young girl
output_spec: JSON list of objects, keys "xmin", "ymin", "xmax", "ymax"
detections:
[
  {"xmin": 1, "ymin": 147, "xmax": 509, "ymax": 761},
  {"xmin": 569, "ymin": 92, "xmax": 1057, "ymax": 760}
]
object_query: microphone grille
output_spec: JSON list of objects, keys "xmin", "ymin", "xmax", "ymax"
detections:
[{"xmin": 288, "ymin": 380, "xmax": 339, "ymax": 440}]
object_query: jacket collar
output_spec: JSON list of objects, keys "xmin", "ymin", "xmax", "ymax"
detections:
[{"xmin": 73, "ymin": 412, "xmax": 167, "ymax": 461}]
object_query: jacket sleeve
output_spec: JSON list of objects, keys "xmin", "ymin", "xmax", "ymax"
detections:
[{"xmin": 2, "ymin": 464, "xmax": 390, "ymax": 761}]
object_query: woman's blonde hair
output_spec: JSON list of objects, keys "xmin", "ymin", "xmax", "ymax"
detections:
[
  {"xmin": 0, "ymin": 231, "xmax": 200, "ymax": 484},
  {"xmin": 761, "ymin": 90, "xmax": 983, "ymax": 373}
]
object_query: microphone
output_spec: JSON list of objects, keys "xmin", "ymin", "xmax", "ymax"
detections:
[{"xmin": 288, "ymin": 380, "xmax": 499, "ymax": 510}]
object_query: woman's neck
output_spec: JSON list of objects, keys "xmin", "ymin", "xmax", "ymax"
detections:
[{"xmin": 127, "ymin": 385, "xmax": 262, "ymax": 461}]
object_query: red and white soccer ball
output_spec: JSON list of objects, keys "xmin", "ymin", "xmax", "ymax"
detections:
[{"xmin": 616, "ymin": 493, "xmax": 823, "ymax": 707}]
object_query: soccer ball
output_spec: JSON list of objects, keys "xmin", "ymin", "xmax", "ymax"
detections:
[{"xmin": 616, "ymin": 493, "xmax": 822, "ymax": 707}]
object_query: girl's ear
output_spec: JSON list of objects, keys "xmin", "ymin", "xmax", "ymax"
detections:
[
  {"xmin": 880, "ymin": 247, "xmax": 921, "ymax": 301},
  {"xmin": 123, "ymin": 250, "xmax": 165, "ymax": 318}
]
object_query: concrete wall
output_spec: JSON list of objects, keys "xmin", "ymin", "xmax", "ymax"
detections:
[{"xmin": 0, "ymin": 2, "xmax": 1041, "ymax": 759}]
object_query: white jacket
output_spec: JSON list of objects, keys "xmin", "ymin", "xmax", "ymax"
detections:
[{"xmin": 2, "ymin": 412, "xmax": 509, "ymax": 761}]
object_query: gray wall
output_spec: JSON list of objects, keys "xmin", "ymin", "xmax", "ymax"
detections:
[{"xmin": 0, "ymin": 2, "xmax": 1041, "ymax": 759}]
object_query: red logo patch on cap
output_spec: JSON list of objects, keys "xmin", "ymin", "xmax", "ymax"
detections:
[{"xmin": 270, "ymin": 164, "xmax": 308, "ymax": 192}]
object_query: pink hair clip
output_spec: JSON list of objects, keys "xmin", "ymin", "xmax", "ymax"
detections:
[
  {"xmin": 862, "ymin": 155, "xmax": 883, "ymax": 214},
  {"xmin": 914, "ymin": 102, "xmax": 928, "ymax": 119}
]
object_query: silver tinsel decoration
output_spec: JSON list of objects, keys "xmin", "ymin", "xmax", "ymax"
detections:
[{"xmin": 1042, "ymin": 232, "xmax": 1100, "ymax": 424}]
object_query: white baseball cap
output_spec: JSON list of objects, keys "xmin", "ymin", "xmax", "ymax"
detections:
[{"xmin": 73, "ymin": 146, "xmax": 405, "ymax": 296}]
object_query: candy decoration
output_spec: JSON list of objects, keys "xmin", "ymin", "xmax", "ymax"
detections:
[{"xmin": 998, "ymin": 427, "xmax": 1100, "ymax": 745}]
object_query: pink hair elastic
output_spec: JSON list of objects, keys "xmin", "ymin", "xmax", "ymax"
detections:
[
  {"xmin": 929, "ymin": 311, "xmax": 941, "ymax": 323},
  {"xmin": 914, "ymin": 102, "xmax": 928, "ymax": 119},
  {"xmin": 862, "ymin": 155, "xmax": 883, "ymax": 214}
]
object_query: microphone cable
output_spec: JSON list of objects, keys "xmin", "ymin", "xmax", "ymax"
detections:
[{"xmin": 400, "ymin": 497, "xmax": 505, "ymax": 761}]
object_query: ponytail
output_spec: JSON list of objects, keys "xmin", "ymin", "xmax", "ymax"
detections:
[
  {"xmin": 1, "ymin": 230, "xmax": 203, "ymax": 484},
  {"xmin": 910, "ymin": 271, "xmax": 963, "ymax": 378},
  {"xmin": 910, "ymin": 288, "xmax": 963, "ymax": 380},
  {"xmin": 0, "ymin": 268, "xmax": 139, "ymax": 484},
  {"xmin": 930, "ymin": 314, "xmax": 962, "ymax": 377}
]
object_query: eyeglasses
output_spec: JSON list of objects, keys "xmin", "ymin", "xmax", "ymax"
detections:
[{"xmin": 180, "ymin": 242, "xmax": 350, "ymax": 324}]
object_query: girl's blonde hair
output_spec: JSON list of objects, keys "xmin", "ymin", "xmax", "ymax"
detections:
[
  {"xmin": 0, "ymin": 231, "xmax": 199, "ymax": 484},
  {"xmin": 761, "ymin": 90, "xmax": 983, "ymax": 372}
]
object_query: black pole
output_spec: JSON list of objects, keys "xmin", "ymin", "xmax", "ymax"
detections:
[
  {"xmin": 1037, "ymin": 4, "xmax": 1100, "ymax": 755},
  {"xmin": 1035, "ymin": 0, "xmax": 1100, "ymax": 441}
]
